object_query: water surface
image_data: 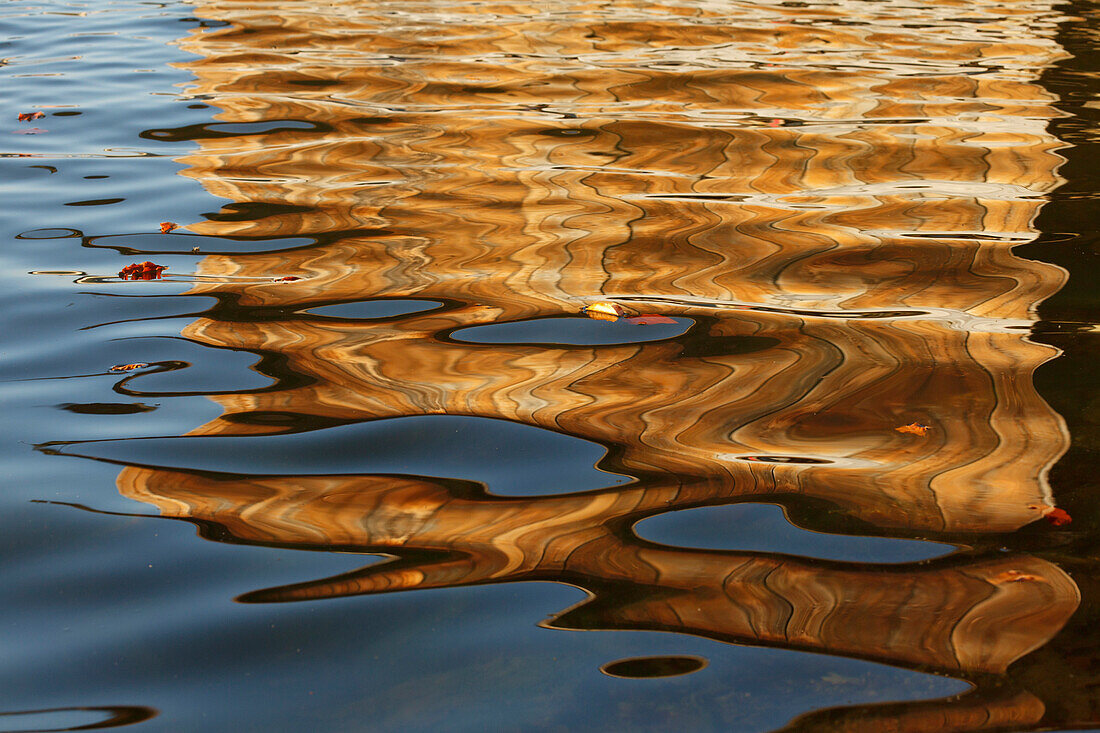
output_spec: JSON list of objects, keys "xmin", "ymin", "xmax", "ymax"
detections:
[{"xmin": 3, "ymin": 0, "xmax": 1099, "ymax": 730}]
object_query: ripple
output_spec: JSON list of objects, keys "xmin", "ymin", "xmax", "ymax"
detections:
[
  {"xmin": 62, "ymin": 197, "xmax": 125, "ymax": 207},
  {"xmin": 141, "ymin": 120, "xmax": 331, "ymax": 143},
  {"xmin": 16, "ymin": 228, "xmax": 80, "ymax": 239},
  {"xmin": 86, "ymin": 232, "xmax": 316, "ymax": 256},
  {"xmin": 451, "ymin": 316, "xmax": 693, "ymax": 346},
  {"xmin": 57, "ymin": 415, "xmax": 630, "ymax": 496},
  {"xmin": 59, "ymin": 402, "xmax": 157, "ymax": 415},
  {"xmin": 303, "ymin": 299, "xmax": 443, "ymax": 320},
  {"xmin": 736, "ymin": 455, "xmax": 832, "ymax": 464},
  {"xmin": 599, "ymin": 656, "xmax": 707, "ymax": 679},
  {"xmin": 0, "ymin": 706, "xmax": 156, "ymax": 731},
  {"xmin": 635, "ymin": 504, "xmax": 953, "ymax": 563}
]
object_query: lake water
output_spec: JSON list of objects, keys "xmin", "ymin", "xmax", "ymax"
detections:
[{"xmin": 3, "ymin": 0, "xmax": 1100, "ymax": 730}]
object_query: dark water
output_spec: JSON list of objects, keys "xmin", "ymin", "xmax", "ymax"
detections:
[{"xmin": 4, "ymin": 0, "xmax": 1100, "ymax": 730}]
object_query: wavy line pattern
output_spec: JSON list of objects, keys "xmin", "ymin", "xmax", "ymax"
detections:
[{"xmin": 93, "ymin": 0, "xmax": 1083, "ymax": 725}]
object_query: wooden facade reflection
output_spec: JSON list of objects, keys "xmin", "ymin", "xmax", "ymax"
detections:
[
  {"xmin": 111, "ymin": 0, "xmax": 1085, "ymax": 725},
  {"xmin": 118, "ymin": 463, "xmax": 1078, "ymax": 677}
]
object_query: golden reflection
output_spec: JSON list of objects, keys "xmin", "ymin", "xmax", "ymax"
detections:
[
  {"xmin": 118, "ymin": 463, "xmax": 1079, "ymax": 676},
  {"xmin": 116, "ymin": 0, "xmax": 1083, "ymax": 724}
]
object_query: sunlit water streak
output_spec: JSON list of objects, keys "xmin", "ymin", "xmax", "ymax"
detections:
[{"xmin": 0, "ymin": 0, "xmax": 1092, "ymax": 730}]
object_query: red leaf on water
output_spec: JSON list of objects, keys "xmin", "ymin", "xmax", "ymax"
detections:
[
  {"xmin": 895, "ymin": 422, "xmax": 929, "ymax": 436},
  {"xmin": 118, "ymin": 261, "xmax": 167, "ymax": 280},
  {"xmin": 159, "ymin": 221, "xmax": 178, "ymax": 234},
  {"xmin": 110, "ymin": 362, "xmax": 149, "ymax": 372},
  {"xmin": 17, "ymin": 111, "xmax": 45, "ymax": 121},
  {"xmin": 1028, "ymin": 503, "xmax": 1073, "ymax": 527},
  {"xmin": 1045, "ymin": 508, "xmax": 1072, "ymax": 527},
  {"xmin": 624, "ymin": 315, "xmax": 678, "ymax": 325},
  {"xmin": 272, "ymin": 276, "xmax": 302, "ymax": 282}
]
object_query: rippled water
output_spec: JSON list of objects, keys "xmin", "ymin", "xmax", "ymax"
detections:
[{"xmin": 5, "ymin": 0, "xmax": 1100, "ymax": 730}]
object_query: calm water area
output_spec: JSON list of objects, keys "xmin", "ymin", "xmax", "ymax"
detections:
[{"xmin": 4, "ymin": 0, "xmax": 1100, "ymax": 730}]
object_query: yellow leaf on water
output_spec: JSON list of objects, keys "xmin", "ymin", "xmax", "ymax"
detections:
[{"xmin": 582, "ymin": 301, "xmax": 630, "ymax": 321}]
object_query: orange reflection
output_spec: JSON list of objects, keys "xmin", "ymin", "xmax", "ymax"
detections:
[
  {"xmin": 118, "ymin": 464, "xmax": 1079, "ymax": 677},
  {"xmin": 105, "ymin": 0, "xmax": 1089, "ymax": 726}
]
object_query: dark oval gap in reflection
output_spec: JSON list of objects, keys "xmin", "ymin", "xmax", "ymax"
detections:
[
  {"xmin": 59, "ymin": 402, "xmax": 157, "ymax": 415},
  {"xmin": 86, "ymin": 232, "xmax": 315, "ymax": 256},
  {"xmin": 0, "ymin": 705, "xmax": 156, "ymax": 731},
  {"xmin": 17, "ymin": 228, "xmax": 81, "ymax": 239},
  {"xmin": 203, "ymin": 201, "xmax": 313, "ymax": 222},
  {"xmin": 220, "ymin": 411, "xmax": 354, "ymax": 433},
  {"xmin": 739, "ymin": 455, "xmax": 832, "ymax": 464},
  {"xmin": 451, "ymin": 315, "xmax": 693, "ymax": 346},
  {"xmin": 141, "ymin": 119, "xmax": 331, "ymax": 142},
  {"xmin": 206, "ymin": 120, "xmax": 316, "ymax": 134},
  {"xmin": 635, "ymin": 503, "xmax": 953, "ymax": 563},
  {"xmin": 600, "ymin": 655, "xmax": 707, "ymax": 679},
  {"xmin": 538, "ymin": 128, "xmax": 597, "ymax": 137},
  {"xmin": 63, "ymin": 198, "xmax": 125, "ymax": 207},
  {"xmin": 303, "ymin": 299, "xmax": 443, "ymax": 321}
]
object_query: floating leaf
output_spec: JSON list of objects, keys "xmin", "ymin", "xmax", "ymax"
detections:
[
  {"xmin": 767, "ymin": 118, "xmax": 783, "ymax": 127},
  {"xmin": 272, "ymin": 275, "xmax": 302, "ymax": 282},
  {"xmin": 17, "ymin": 111, "xmax": 45, "ymax": 121},
  {"xmin": 895, "ymin": 422, "xmax": 929, "ymax": 436},
  {"xmin": 12, "ymin": 127, "xmax": 46, "ymax": 135},
  {"xmin": 159, "ymin": 221, "xmax": 178, "ymax": 234},
  {"xmin": 109, "ymin": 362, "xmax": 149, "ymax": 372},
  {"xmin": 1045, "ymin": 508, "xmax": 1072, "ymax": 527},
  {"xmin": 624, "ymin": 314, "xmax": 677, "ymax": 325},
  {"xmin": 1028, "ymin": 503, "xmax": 1073, "ymax": 527},
  {"xmin": 118, "ymin": 261, "xmax": 167, "ymax": 280},
  {"xmin": 582, "ymin": 301, "xmax": 633, "ymax": 322}
]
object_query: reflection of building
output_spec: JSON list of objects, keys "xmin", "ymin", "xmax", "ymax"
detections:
[
  {"xmin": 163, "ymin": 0, "xmax": 1073, "ymax": 533},
  {"xmin": 119, "ymin": 464, "xmax": 1079, "ymax": 677},
  {"xmin": 175, "ymin": 308, "xmax": 1065, "ymax": 533},
  {"xmin": 118, "ymin": 0, "xmax": 1082, "ymax": 724}
]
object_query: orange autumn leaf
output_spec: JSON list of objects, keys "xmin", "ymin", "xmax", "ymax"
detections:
[
  {"xmin": 118, "ymin": 261, "xmax": 167, "ymax": 280},
  {"xmin": 895, "ymin": 422, "xmax": 929, "ymax": 436},
  {"xmin": 159, "ymin": 221, "xmax": 178, "ymax": 234},
  {"xmin": 17, "ymin": 111, "xmax": 44, "ymax": 121},
  {"xmin": 110, "ymin": 362, "xmax": 149, "ymax": 372},
  {"xmin": 1027, "ymin": 503, "xmax": 1073, "ymax": 527},
  {"xmin": 1045, "ymin": 508, "xmax": 1072, "ymax": 527},
  {"xmin": 272, "ymin": 276, "xmax": 302, "ymax": 282}
]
